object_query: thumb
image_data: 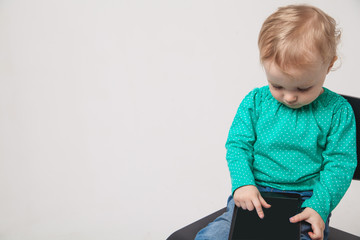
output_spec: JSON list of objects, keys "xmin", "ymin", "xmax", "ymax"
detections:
[{"xmin": 290, "ymin": 211, "xmax": 308, "ymax": 223}]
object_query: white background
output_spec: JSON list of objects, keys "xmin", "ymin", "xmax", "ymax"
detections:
[{"xmin": 0, "ymin": 0, "xmax": 359, "ymax": 239}]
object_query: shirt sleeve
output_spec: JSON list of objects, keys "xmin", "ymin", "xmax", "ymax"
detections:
[
  {"xmin": 301, "ymin": 102, "xmax": 357, "ymax": 223},
  {"xmin": 225, "ymin": 88, "xmax": 261, "ymax": 195}
]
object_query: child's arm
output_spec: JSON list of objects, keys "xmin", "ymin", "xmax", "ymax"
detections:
[
  {"xmin": 226, "ymin": 89, "xmax": 261, "ymax": 195},
  {"xmin": 233, "ymin": 185, "xmax": 271, "ymax": 219},
  {"xmin": 225, "ymin": 89, "xmax": 271, "ymax": 218},
  {"xmin": 300, "ymin": 102, "xmax": 357, "ymax": 223}
]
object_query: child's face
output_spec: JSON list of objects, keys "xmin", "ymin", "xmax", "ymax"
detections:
[{"xmin": 264, "ymin": 60, "xmax": 332, "ymax": 109}]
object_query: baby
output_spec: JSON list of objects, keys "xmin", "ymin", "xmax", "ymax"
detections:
[{"xmin": 195, "ymin": 4, "xmax": 357, "ymax": 240}]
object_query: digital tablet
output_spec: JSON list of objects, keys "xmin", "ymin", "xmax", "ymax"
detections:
[{"xmin": 228, "ymin": 192, "xmax": 302, "ymax": 240}]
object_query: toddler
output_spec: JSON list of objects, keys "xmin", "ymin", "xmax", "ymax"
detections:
[{"xmin": 195, "ymin": 4, "xmax": 357, "ymax": 240}]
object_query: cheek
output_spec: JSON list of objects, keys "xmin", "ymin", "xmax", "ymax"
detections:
[
  {"xmin": 301, "ymin": 91, "xmax": 318, "ymax": 103},
  {"xmin": 269, "ymin": 89, "xmax": 282, "ymax": 100}
]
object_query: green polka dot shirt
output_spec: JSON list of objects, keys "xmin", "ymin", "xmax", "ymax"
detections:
[{"xmin": 226, "ymin": 86, "xmax": 357, "ymax": 222}]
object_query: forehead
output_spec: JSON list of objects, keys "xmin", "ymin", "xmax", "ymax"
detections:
[{"xmin": 264, "ymin": 61, "xmax": 326, "ymax": 86}]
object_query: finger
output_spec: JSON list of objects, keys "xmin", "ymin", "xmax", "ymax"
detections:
[
  {"xmin": 259, "ymin": 196, "xmax": 271, "ymax": 208},
  {"xmin": 240, "ymin": 202, "xmax": 247, "ymax": 210},
  {"xmin": 309, "ymin": 224, "xmax": 323, "ymax": 240},
  {"xmin": 234, "ymin": 199, "xmax": 242, "ymax": 208},
  {"xmin": 290, "ymin": 212, "xmax": 308, "ymax": 223},
  {"xmin": 245, "ymin": 200, "xmax": 254, "ymax": 211},
  {"xmin": 252, "ymin": 198, "xmax": 264, "ymax": 219},
  {"xmin": 308, "ymin": 231, "xmax": 322, "ymax": 240}
]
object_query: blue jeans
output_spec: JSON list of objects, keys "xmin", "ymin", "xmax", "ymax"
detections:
[{"xmin": 195, "ymin": 186, "xmax": 331, "ymax": 240}]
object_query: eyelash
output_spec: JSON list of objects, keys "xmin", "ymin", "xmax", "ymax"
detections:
[
  {"xmin": 298, "ymin": 88, "xmax": 311, "ymax": 92},
  {"xmin": 272, "ymin": 85, "xmax": 311, "ymax": 92}
]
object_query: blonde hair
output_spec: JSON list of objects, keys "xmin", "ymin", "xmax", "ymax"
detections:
[{"xmin": 258, "ymin": 5, "xmax": 341, "ymax": 71}]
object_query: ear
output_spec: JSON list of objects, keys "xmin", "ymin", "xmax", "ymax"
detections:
[{"xmin": 327, "ymin": 56, "xmax": 338, "ymax": 73}]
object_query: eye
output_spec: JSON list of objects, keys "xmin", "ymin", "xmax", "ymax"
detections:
[
  {"xmin": 298, "ymin": 87, "xmax": 312, "ymax": 92},
  {"xmin": 272, "ymin": 85, "xmax": 283, "ymax": 90}
]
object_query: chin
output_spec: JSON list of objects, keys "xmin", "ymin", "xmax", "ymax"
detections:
[
  {"xmin": 288, "ymin": 105, "xmax": 303, "ymax": 109},
  {"xmin": 283, "ymin": 103, "xmax": 305, "ymax": 109}
]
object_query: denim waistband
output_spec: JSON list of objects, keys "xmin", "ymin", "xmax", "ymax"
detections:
[{"xmin": 257, "ymin": 185, "xmax": 313, "ymax": 200}]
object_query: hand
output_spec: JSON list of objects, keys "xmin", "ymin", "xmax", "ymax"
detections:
[
  {"xmin": 233, "ymin": 185, "xmax": 271, "ymax": 219},
  {"xmin": 290, "ymin": 207, "xmax": 325, "ymax": 240}
]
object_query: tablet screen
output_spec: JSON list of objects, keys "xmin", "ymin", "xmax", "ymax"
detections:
[{"xmin": 228, "ymin": 192, "xmax": 302, "ymax": 240}]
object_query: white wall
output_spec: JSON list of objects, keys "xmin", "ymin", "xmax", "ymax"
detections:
[{"xmin": 0, "ymin": 0, "xmax": 359, "ymax": 239}]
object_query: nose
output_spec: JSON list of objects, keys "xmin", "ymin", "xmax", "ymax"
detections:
[{"xmin": 284, "ymin": 93, "xmax": 297, "ymax": 104}]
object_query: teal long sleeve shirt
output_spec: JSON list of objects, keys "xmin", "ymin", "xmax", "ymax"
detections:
[{"xmin": 226, "ymin": 86, "xmax": 357, "ymax": 222}]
